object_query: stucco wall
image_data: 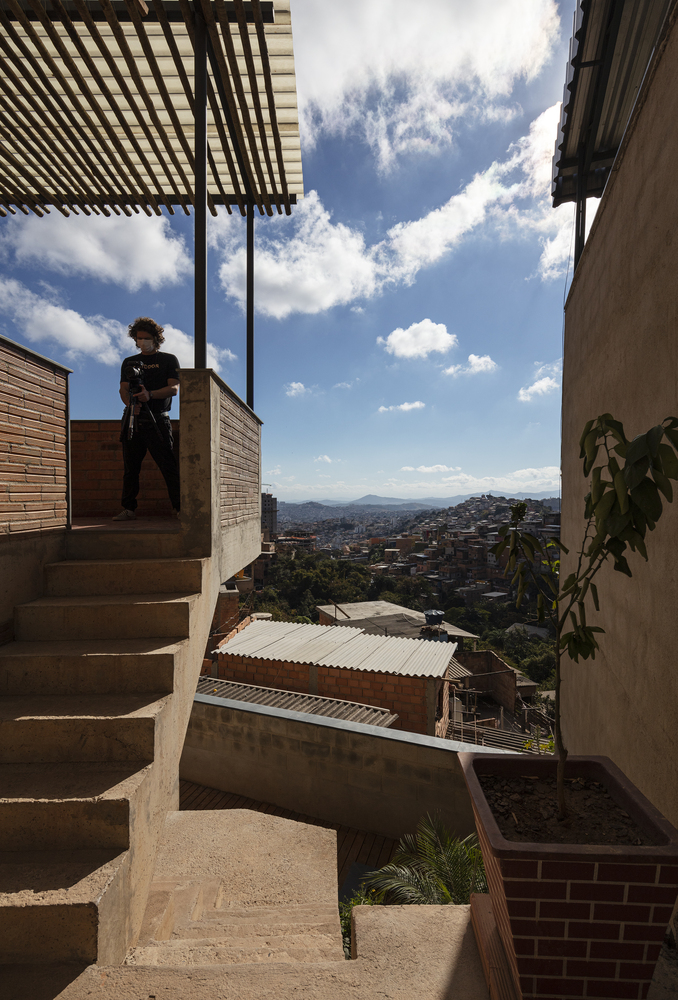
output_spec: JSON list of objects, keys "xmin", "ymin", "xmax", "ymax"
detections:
[
  {"xmin": 180, "ymin": 695, "xmax": 497, "ymax": 840},
  {"xmin": 561, "ymin": 4, "xmax": 678, "ymax": 826}
]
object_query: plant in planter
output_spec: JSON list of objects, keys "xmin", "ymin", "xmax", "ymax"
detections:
[{"xmin": 460, "ymin": 414, "xmax": 678, "ymax": 1000}]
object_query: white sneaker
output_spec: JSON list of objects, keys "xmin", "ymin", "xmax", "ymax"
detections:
[{"xmin": 112, "ymin": 509, "xmax": 136, "ymax": 521}]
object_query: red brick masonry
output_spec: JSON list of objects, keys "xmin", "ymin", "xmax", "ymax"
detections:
[
  {"xmin": 0, "ymin": 338, "xmax": 69, "ymax": 534},
  {"xmin": 460, "ymin": 754, "xmax": 678, "ymax": 1000},
  {"xmin": 215, "ymin": 649, "xmax": 433, "ymax": 734},
  {"xmin": 70, "ymin": 419, "xmax": 179, "ymax": 517}
]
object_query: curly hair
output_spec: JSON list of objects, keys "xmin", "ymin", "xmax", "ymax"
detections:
[{"xmin": 128, "ymin": 316, "xmax": 165, "ymax": 348}]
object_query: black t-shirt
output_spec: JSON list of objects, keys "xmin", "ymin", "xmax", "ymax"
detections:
[{"xmin": 120, "ymin": 351, "xmax": 180, "ymax": 413}]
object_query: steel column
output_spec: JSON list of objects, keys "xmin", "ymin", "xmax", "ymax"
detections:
[
  {"xmin": 574, "ymin": 145, "xmax": 588, "ymax": 270},
  {"xmin": 194, "ymin": 10, "xmax": 207, "ymax": 369},
  {"xmin": 247, "ymin": 201, "xmax": 254, "ymax": 409}
]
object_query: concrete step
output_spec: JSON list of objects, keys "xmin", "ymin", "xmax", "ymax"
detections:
[
  {"xmin": 0, "ymin": 847, "xmax": 127, "ymax": 963},
  {"xmin": 14, "ymin": 593, "xmax": 199, "ymax": 641},
  {"xmin": 0, "ymin": 638, "xmax": 183, "ymax": 695},
  {"xmin": 127, "ymin": 929, "xmax": 343, "ymax": 966},
  {"xmin": 0, "ymin": 694, "xmax": 167, "ymax": 763},
  {"xmin": 44, "ymin": 558, "xmax": 205, "ymax": 598},
  {"xmin": 65, "ymin": 528, "xmax": 187, "ymax": 561},
  {"xmin": 0, "ymin": 762, "xmax": 152, "ymax": 851}
]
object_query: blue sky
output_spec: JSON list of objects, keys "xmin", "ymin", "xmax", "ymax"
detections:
[{"xmin": 0, "ymin": 0, "xmax": 586, "ymax": 502}]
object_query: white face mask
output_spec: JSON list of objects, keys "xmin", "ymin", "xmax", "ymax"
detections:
[{"xmin": 136, "ymin": 336, "xmax": 155, "ymax": 354}]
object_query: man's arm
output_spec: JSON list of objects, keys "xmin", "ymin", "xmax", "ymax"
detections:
[{"xmin": 120, "ymin": 378, "xmax": 179, "ymax": 405}]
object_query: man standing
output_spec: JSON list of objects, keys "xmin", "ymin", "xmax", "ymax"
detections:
[{"xmin": 113, "ymin": 317, "xmax": 181, "ymax": 521}]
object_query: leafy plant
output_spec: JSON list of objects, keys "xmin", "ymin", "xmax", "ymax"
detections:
[
  {"xmin": 362, "ymin": 813, "xmax": 487, "ymax": 905},
  {"xmin": 491, "ymin": 414, "xmax": 678, "ymax": 819}
]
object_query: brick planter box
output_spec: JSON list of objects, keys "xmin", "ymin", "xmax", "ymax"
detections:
[{"xmin": 460, "ymin": 753, "xmax": 678, "ymax": 1000}]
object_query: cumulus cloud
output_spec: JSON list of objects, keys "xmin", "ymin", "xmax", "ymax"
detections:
[
  {"xmin": 1, "ymin": 213, "xmax": 192, "ymax": 291},
  {"xmin": 333, "ymin": 381, "xmax": 353, "ymax": 389},
  {"xmin": 378, "ymin": 401, "xmax": 426, "ymax": 413},
  {"xmin": 0, "ymin": 278, "xmax": 233, "ymax": 372},
  {"xmin": 377, "ymin": 318, "xmax": 457, "ymax": 359},
  {"xmin": 314, "ymin": 454, "xmax": 332, "ymax": 463},
  {"xmin": 285, "ymin": 381, "xmax": 309, "ymax": 397},
  {"xmin": 444, "ymin": 354, "xmax": 498, "ymax": 377},
  {"xmin": 215, "ymin": 106, "xmax": 569, "ymax": 319},
  {"xmin": 518, "ymin": 359, "xmax": 562, "ymax": 402},
  {"xmin": 293, "ymin": 0, "xmax": 560, "ymax": 171},
  {"xmin": 401, "ymin": 465, "xmax": 461, "ymax": 472},
  {"xmin": 266, "ymin": 466, "xmax": 282, "ymax": 476}
]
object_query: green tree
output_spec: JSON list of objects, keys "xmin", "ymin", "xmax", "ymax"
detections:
[{"xmin": 492, "ymin": 414, "xmax": 678, "ymax": 819}]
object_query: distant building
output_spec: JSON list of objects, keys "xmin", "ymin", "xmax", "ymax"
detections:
[
  {"xmin": 315, "ymin": 599, "xmax": 478, "ymax": 650},
  {"xmin": 261, "ymin": 492, "xmax": 278, "ymax": 537}
]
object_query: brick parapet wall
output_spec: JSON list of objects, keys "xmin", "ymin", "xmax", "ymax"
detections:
[
  {"xmin": 70, "ymin": 419, "xmax": 179, "ymax": 517},
  {"xmin": 0, "ymin": 338, "xmax": 69, "ymax": 535},
  {"xmin": 219, "ymin": 390, "xmax": 260, "ymax": 529},
  {"xmin": 215, "ymin": 650, "xmax": 433, "ymax": 734}
]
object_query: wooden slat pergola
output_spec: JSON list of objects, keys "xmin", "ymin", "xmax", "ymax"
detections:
[{"xmin": 0, "ymin": 0, "xmax": 304, "ymax": 401}]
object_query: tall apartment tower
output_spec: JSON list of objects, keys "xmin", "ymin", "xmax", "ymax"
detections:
[{"xmin": 261, "ymin": 492, "xmax": 278, "ymax": 537}]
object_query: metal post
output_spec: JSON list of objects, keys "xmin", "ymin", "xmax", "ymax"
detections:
[
  {"xmin": 574, "ymin": 145, "xmax": 587, "ymax": 271},
  {"xmin": 194, "ymin": 10, "xmax": 207, "ymax": 369},
  {"xmin": 247, "ymin": 201, "xmax": 254, "ymax": 409}
]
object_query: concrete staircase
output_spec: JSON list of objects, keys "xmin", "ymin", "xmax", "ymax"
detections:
[
  {"xmin": 125, "ymin": 810, "xmax": 345, "ymax": 967},
  {"xmin": 0, "ymin": 537, "xmax": 211, "ymax": 968}
]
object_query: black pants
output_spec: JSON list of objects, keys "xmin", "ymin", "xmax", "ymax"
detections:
[{"xmin": 121, "ymin": 414, "xmax": 180, "ymax": 512}]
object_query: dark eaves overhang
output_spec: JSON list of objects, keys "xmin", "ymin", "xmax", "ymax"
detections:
[{"xmin": 552, "ymin": 0, "xmax": 673, "ymax": 208}]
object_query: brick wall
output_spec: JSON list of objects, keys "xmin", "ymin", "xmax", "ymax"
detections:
[
  {"xmin": 456, "ymin": 648, "xmax": 517, "ymax": 714},
  {"xmin": 70, "ymin": 419, "xmax": 179, "ymax": 517},
  {"xmin": 219, "ymin": 387, "xmax": 260, "ymax": 528},
  {"xmin": 215, "ymin": 650, "xmax": 434, "ymax": 734},
  {"xmin": 0, "ymin": 337, "xmax": 69, "ymax": 535}
]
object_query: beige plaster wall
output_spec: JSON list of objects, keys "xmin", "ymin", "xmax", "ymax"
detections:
[
  {"xmin": 561, "ymin": 4, "xmax": 678, "ymax": 826},
  {"xmin": 0, "ymin": 530, "xmax": 66, "ymax": 644},
  {"xmin": 181, "ymin": 698, "xmax": 482, "ymax": 840}
]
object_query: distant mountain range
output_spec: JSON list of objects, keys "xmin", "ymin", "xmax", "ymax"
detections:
[{"xmin": 281, "ymin": 492, "xmax": 560, "ymax": 509}]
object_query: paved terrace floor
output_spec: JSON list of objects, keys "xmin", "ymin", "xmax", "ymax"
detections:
[{"xmin": 179, "ymin": 780, "xmax": 399, "ymax": 889}]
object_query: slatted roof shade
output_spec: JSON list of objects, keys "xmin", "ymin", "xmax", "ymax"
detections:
[
  {"xmin": 0, "ymin": 0, "xmax": 303, "ymax": 218},
  {"xmin": 552, "ymin": 0, "xmax": 672, "ymax": 206}
]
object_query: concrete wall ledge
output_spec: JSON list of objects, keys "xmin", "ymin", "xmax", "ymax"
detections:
[{"xmin": 181, "ymin": 693, "xmax": 515, "ymax": 842}]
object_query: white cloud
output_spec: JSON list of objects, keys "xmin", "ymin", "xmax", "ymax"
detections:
[
  {"xmin": 377, "ymin": 318, "xmax": 457, "ymax": 359},
  {"xmin": 518, "ymin": 359, "xmax": 562, "ymax": 402},
  {"xmin": 314, "ymin": 454, "xmax": 332, "ymax": 463},
  {"xmin": 269, "ymin": 464, "xmax": 561, "ymax": 500},
  {"xmin": 215, "ymin": 105, "xmax": 568, "ymax": 319},
  {"xmin": 401, "ymin": 464, "xmax": 461, "ymax": 472},
  {"xmin": 285, "ymin": 381, "xmax": 309, "ymax": 397},
  {"xmin": 444, "ymin": 354, "xmax": 498, "ymax": 377},
  {"xmin": 293, "ymin": 0, "xmax": 560, "ymax": 171},
  {"xmin": 1, "ymin": 213, "xmax": 192, "ymax": 291},
  {"xmin": 378, "ymin": 401, "xmax": 426, "ymax": 413},
  {"xmin": 266, "ymin": 466, "xmax": 281, "ymax": 476},
  {"xmin": 0, "ymin": 278, "xmax": 123, "ymax": 364},
  {"xmin": 0, "ymin": 278, "xmax": 234, "ymax": 372},
  {"xmin": 333, "ymin": 381, "xmax": 353, "ymax": 389}
]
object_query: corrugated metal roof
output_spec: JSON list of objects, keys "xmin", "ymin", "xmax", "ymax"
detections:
[
  {"xmin": 217, "ymin": 619, "xmax": 459, "ymax": 678},
  {"xmin": 196, "ymin": 677, "xmax": 398, "ymax": 727},
  {"xmin": 552, "ymin": 0, "xmax": 672, "ymax": 206}
]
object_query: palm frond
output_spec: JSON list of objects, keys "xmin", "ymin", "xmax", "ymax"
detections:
[{"xmin": 363, "ymin": 813, "xmax": 487, "ymax": 906}]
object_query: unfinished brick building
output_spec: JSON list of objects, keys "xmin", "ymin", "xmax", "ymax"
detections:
[{"xmin": 215, "ymin": 619, "xmax": 470, "ymax": 737}]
